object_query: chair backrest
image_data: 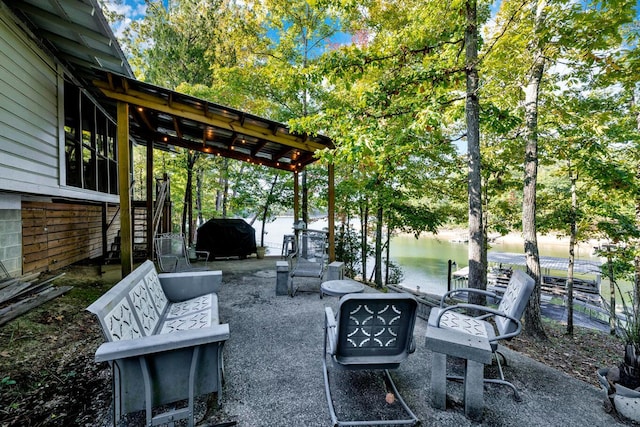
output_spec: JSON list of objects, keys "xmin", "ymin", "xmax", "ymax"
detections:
[
  {"xmin": 334, "ymin": 293, "xmax": 418, "ymax": 365},
  {"xmin": 297, "ymin": 230, "xmax": 328, "ymax": 260},
  {"xmin": 290, "ymin": 230, "xmax": 328, "ymax": 278},
  {"xmin": 495, "ymin": 269, "xmax": 535, "ymax": 336},
  {"xmin": 154, "ymin": 233, "xmax": 191, "ymax": 272}
]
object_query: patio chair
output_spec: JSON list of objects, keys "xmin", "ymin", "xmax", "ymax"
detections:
[
  {"xmin": 428, "ymin": 269, "xmax": 535, "ymax": 401},
  {"xmin": 154, "ymin": 233, "xmax": 210, "ymax": 273},
  {"xmin": 323, "ymin": 293, "xmax": 420, "ymax": 426},
  {"xmin": 288, "ymin": 230, "xmax": 328, "ymax": 296}
]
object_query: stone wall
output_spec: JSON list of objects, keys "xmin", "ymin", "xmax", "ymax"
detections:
[{"xmin": 0, "ymin": 208, "xmax": 22, "ymax": 277}]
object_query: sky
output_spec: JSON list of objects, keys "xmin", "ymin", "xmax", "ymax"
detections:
[{"xmin": 102, "ymin": 0, "xmax": 148, "ymax": 38}]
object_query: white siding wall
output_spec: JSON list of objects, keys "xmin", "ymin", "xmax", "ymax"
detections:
[
  {"xmin": 0, "ymin": 11, "xmax": 118, "ymax": 203},
  {"xmin": 0, "ymin": 12, "xmax": 59, "ymax": 194}
]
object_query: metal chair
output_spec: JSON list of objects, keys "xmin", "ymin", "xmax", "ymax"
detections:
[
  {"xmin": 288, "ymin": 230, "xmax": 328, "ymax": 296},
  {"xmin": 428, "ymin": 269, "xmax": 535, "ymax": 401},
  {"xmin": 323, "ymin": 293, "xmax": 420, "ymax": 426},
  {"xmin": 154, "ymin": 233, "xmax": 209, "ymax": 273},
  {"xmin": 281, "ymin": 234, "xmax": 296, "ymax": 258}
]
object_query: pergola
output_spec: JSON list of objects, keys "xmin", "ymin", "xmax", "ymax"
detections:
[
  {"xmin": 8, "ymin": 0, "xmax": 336, "ymax": 275},
  {"xmin": 95, "ymin": 71, "xmax": 336, "ymax": 274}
]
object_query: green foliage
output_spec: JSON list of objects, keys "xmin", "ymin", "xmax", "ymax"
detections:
[
  {"xmin": 615, "ymin": 280, "xmax": 640, "ymax": 350},
  {"xmin": 335, "ymin": 223, "xmax": 362, "ymax": 278},
  {"xmin": 1, "ymin": 376, "xmax": 16, "ymax": 389},
  {"xmin": 384, "ymin": 259, "xmax": 404, "ymax": 285},
  {"xmin": 112, "ymin": 0, "xmax": 640, "ymax": 287}
]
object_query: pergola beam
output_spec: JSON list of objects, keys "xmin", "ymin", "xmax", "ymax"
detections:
[
  {"xmin": 93, "ymin": 80, "xmax": 327, "ymax": 154},
  {"xmin": 154, "ymin": 134, "xmax": 300, "ymax": 172}
]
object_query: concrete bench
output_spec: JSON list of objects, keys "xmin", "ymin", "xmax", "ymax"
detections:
[
  {"xmin": 425, "ymin": 320, "xmax": 492, "ymax": 420},
  {"xmin": 87, "ymin": 260, "xmax": 229, "ymax": 427},
  {"xmin": 425, "ymin": 270, "xmax": 535, "ymax": 420}
]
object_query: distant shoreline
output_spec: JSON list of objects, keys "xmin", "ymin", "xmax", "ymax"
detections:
[{"xmin": 416, "ymin": 228, "xmax": 601, "ymax": 253}]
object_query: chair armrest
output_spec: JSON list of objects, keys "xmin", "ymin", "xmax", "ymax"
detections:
[
  {"xmin": 435, "ymin": 303, "xmax": 522, "ymax": 342},
  {"xmin": 325, "ymin": 307, "xmax": 337, "ymax": 355},
  {"xmin": 159, "ymin": 270, "xmax": 222, "ymax": 301},
  {"xmin": 95, "ymin": 323, "xmax": 230, "ymax": 362},
  {"xmin": 440, "ymin": 288, "xmax": 500, "ymax": 307},
  {"xmin": 195, "ymin": 250, "xmax": 209, "ymax": 261}
]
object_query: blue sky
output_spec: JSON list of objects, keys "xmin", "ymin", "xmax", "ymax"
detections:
[{"xmin": 108, "ymin": 0, "xmax": 640, "ymax": 45}]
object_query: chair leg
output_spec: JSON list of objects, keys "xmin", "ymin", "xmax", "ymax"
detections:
[
  {"xmin": 445, "ymin": 352, "xmax": 522, "ymax": 402},
  {"xmin": 486, "ymin": 352, "xmax": 522, "ymax": 402},
  {"xmin": 322, "ymin": 358, "xmax": 340, "ymax": 427},
  {"xmin": 322, "ymin": 358, "xmax": 419, "ymax": 426},
  {"xmin": 382, "ymin": 369, "xmax": 420, "ymax": 425}
]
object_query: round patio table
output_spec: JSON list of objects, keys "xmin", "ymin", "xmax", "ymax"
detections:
[{"xmin": 320, "ymin": 279, "xmax": 365, "ymax": 298}]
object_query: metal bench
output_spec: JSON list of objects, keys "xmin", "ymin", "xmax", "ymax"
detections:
[{"xmin": 86, "ymin": 260, "xmax": 229, "ymax": 427}]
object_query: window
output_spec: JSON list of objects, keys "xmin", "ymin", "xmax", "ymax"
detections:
[{"xmin": 64, "ymin": 80, "xmax": 118, "ymax": 195}]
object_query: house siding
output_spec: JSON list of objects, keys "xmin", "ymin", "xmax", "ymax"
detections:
[
  {"xmin": 0, "ymin": 10, "xmax": 123, "ymax": 275},
  {"xmin": 0, "ymin": 12, "xmax": 59, "ymax": 193},
  {"xmin": 0, "ymin": 11, "xmax": 119, "ymax": 204}
]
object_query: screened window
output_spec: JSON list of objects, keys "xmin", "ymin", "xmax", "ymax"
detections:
[{"xmin": 64, "ymin": 80, "xmax": 118, "ymax": 195}]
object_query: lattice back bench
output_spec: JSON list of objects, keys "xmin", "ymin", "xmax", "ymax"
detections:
[{"xmin": 87, "ymin": 260, "xmax": 229, "ymax": 427}]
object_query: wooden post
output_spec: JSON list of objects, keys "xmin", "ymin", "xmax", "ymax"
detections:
[
  {"xmin": 117, "ymin": 101, "xmax": 133, "ymax": 276},
  {"xmin": 146, "ymin": 138, "xmax": 154, "ymax": 260}
]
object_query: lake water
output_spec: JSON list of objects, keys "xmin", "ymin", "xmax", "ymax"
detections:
[{"xmin": 251, "ymin": 216, "xmax": 602, "ymax": 296}]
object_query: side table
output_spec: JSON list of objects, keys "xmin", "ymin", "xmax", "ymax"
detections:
[{"xmin": 320, "ymin": 279, "xmax": 365, "ymax": 298}]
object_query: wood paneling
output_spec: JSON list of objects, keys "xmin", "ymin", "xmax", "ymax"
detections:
[{"xmin": 22, "ymin": 201, "xmax": 120, "ymax": 273}]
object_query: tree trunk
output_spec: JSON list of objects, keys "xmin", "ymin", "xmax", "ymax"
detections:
[
  {"xmin": 215, "ymin": 160, "xmax": 223, "ymax": 214},
  {"xmin": 385, "ymin": 221, "xmax": 391, "ymax": 285},
  {"xmin": 633, "ymin": 91, "xmax": 640, "ymax": 317},
  {"xmin": 196, "ymin": 168, "xmax": 203, "ymax": 227},
  {"xmin": 567, "ymin": 166, "xmax": 577, "ymax": 335},
  {"xmin": 607, "ymin": 250, "xmax": 617, "ymax": 335},
  {"xmin": 260, "ymin": 173, "xmax": 279, "ymax": 248},
  {"xmin": 375, "ymin": 206, "xmax": 383, "ymax": 288},
  {"xmin": 465, "ymin": 0, "xmax": 485, "ymax": 306},
  {"xmin": 360, "ymin": 200, "xmax": 368, "ymax": 283},
  {"xmin": 522, "ymin": 0, "xmax": 547, "ymax": 340},
  {"xmin": 302, "ymin": 170, "xmax": 308, "ymax": 227},
  {"xmin": 482, "ymin": 173, "xmax": 490, "ymax": 293},
  {"xmin": 182, "ymin": 151, "xmax": 198, "ymax": 243},
  {"xmin": 222, "ymin": 158, "xmax": 229, "ymax": 218}
]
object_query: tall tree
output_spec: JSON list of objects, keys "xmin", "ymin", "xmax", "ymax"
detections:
[
  {"xmin": 118, "ymin": 0, "xmax": 264, "ymax": 238},
  {"xmin": 465, "ymin": 0, "xmax": 486, "ymax": 305},
  {"xmin": 295, "ymin": 1, "xmax": 481, "ymax": 286},
  {"xmin": 520, "ymin": 0, "xmax": 548, "ymax": 339}
]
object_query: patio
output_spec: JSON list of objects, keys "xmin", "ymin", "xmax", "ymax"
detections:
[{"xmin": 100, "ymin": 257, "xmax": 624, "ymax": 426}]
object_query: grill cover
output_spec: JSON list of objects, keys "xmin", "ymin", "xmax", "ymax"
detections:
[{"xmin": 196, "ymin": 218, "xmax": 257, "ymax": 259}]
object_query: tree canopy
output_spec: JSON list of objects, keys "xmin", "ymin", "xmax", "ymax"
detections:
[{"xmin": 108, "ymin": 0, "xmax": 640, "ymax": 316}]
